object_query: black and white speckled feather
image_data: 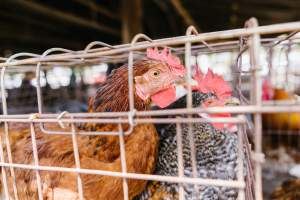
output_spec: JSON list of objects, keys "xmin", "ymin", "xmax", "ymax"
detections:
[{"xmin": 137, "ymin": 92, "xmax": 245, "ymax": 200}]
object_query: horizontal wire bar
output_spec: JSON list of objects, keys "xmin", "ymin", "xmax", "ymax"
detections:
[
  {"xmin": 2, "ymin": 20, "xmax": 299, "ymax": 200},
  {"xmin": 0, "ymin": 162, "xmax": 245, "ymax": 188},
  {"xmin": 0, "ymin": 104, "xmax": 299, "ymax": 119},
  {"xmin": 2, "ymin": 38, "xmax": 299, "ymax": 69},
  {"xmin": 0, "ymin": 21, "xmax": 300, "ymax": 67},
  {"xmin": 0, "ymin": 117, "xmax": 247, "ymax": 124},
  {"xmin": 4, "ymin": 38, "xmax": 299, "ymax": 69}
]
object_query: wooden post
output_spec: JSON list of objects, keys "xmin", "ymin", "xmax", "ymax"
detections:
[
  {"xmin": 170, "ymin": 0, "xmax": 200, "ymax": 32},
  {"xmin": 9, "ymin": 0, "xmax": 119, "ymax": 36},
  {"xmin": 122, "ymin": 0, "xmax": 143, "ymax": 43}
]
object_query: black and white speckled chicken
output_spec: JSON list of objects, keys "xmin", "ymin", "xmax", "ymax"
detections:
[{"xmin": 137, "ymin": 69, "xmax": 246, "ymax": 200}]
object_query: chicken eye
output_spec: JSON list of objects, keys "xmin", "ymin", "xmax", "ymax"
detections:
[
  {"xmin": 153, "ymin": 70, "xmax": 160, "ymax": 77},
  {"xmin": 206, "ymin": 99, "xmax": 214, "ymax": 105}
]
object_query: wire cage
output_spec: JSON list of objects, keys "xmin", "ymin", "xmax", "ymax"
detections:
[
  {"xmin": 259, "ymin": 33, "xmax": 300, "ymax": 198},
  {"xmin": 0, "ymin": 18, "xmax": 299, "ymax": 200}
]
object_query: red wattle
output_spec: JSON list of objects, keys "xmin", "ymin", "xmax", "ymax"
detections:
[{"xmin": 151, "ymin": 86, "xmax": 176, "ymax": 108}]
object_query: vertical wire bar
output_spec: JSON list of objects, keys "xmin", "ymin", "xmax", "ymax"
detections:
[
  {"xmin": 29, "ymin": 121, "xmax": 43, "ymax": 200},
  {"xmin": 176, "ymin": 119, "xmax": 185, "ymax": 200},
  {"xmin": 124, "ymin": 49, "xmax": 136, "ymax": 136},
  {"xmin": 70, "ymin": 122, "xmax": 84, "ymax": 200},
  {"xmin": 1, "ymin": 67, "xmax": 19, "ymax": 200},
  {"xmin": 128, "ymin": 34, "xmax": 152, "ymax": 116},
  {"xmin": 237, "ymin": 37, "xmax": 244, "ymax": 103},
  {"xmin": 285, "ymin": 43, "xmax": 292, "ymax": 150},
  {"xmin": 118, "ymin": 123, "xmax": 129, "ymax": 200},
  {"xmin": 125, "ymin": 34, "xmax": 154, "ymax": 136},
  {"xmin": 243, "ymin": 125, "xmax": 255, "ymax": 200},
  {"xmin": 36, "ymin": 62, "xmax": 43, "ymax": 114},
  {"xmin": 185, "ymin": 31, "xmax": 195, "ymax": 109},
  {"xmin": 277, "ymin": 47, "xmax": 285, "ymax": 146},
  {"xmin": 0, "ymin": 130, "xmax": 10, "ymax": 199},
  {"xmin": 0, "ymin": 53, "xmax": 39, "ymax": 200},
  {"xmin": 247, "ymin": 18, "xmax": 263, "ymax": 200},
  {"xmin": 185, "ymin": 30, "xmax": 200, "ymax": 199},
  {"xmin": 237, "ymin": 124, "xmax": 245, "ymax": 200},
  {"xmin": 128, "ymin": 51, "xmax": 135, "ymax": 112},
  {"xmin": 236, "ymin": 37, "xmax": 250, "ymax": 105},
  {"xmin": 267, "ymin": 48, "xmax": 274, "ymax": 148}
]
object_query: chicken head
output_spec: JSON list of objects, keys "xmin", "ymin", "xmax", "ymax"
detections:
[
  {"xmin": 193, "ymin": 67, "xmax": 240, "ymax": 131},
  {"xmin": 135, "ymin": 47, "xmax": 187, "ymax": 108}
]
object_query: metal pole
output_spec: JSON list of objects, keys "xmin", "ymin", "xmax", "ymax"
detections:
[
  {"xmin": 176, "ymin": 120, "xmax": 185, "ymax": 200},
  {"xmin": 1, "ymin": 21, "xmax": 300, "ymax": 68},
  {"xmin": 185, "ymin": 26, "xmax": 199, "ymax": 199},
  {"xmin": 70, "ymin": 122, "xmax": 84, "ymax": 200},
  {"xmin": 237, "ymin": 124, "xmax": 245, "ymax": 200},
  {"xmin": 118, "ymin": 123, "xmax": 129, "ymax": 200},
  {"xmin": 246, "ymin": 17, "xmax": 264, "ymax": 200}
]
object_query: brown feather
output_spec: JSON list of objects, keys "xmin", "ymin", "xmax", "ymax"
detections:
[
  {"xmin": 270, "ymin": 179, "xmax": 300, "ymax": 200},
  {"xmin": 1, "ymin": 59, "xmax": 167, "ymax": 200}
]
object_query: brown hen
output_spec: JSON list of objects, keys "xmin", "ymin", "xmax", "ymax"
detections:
[
  {"xmin": 262, "ymin": 81, "xmax": 300, "ymax": 131},
  {"xmin": 1, "ymin": 49, "xmax": 187, "ymax": 200},
  {"xmin": 271, "ymin": 179, "xmax": 300, "ymax": 200}
]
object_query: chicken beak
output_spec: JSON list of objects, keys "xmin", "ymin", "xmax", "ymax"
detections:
[
  {"xmin": 187, "ymin": 78, "xmax": 199, "ymax": 87},
  {"xmin": 224, "ymin": 97, "xmax": 240, "ymax": 106},
  {"xmin": 175, "ymin": 77, "xmax": 198, "ymax": 88},
  {"xmin": 173, "ymin": 77, "xmax": 198, "ymax": 100}
]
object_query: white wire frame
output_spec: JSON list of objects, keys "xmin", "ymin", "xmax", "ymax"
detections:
[{"xmin": 0, "ymin": 18, "xmax": 299, "ymax": 200}]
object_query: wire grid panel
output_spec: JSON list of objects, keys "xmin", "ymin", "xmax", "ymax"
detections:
[
  {"xmin": 0, "ymin": 19, "xmax": 299, "ymax": 200},
  {"xmin": 259, "ymin": 33, "xmax": 300, "ymax": 197}
]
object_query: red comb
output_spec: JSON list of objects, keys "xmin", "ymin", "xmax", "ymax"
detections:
[
  {"xmin": 193, "ymin": 67, "xmax": 232, "ymax": 100},
  {"xmin": 147, "ymin": 47, "xmax": 185, "ymax": 76},
  {"xmin": 262, "ymin": 79, "xmax": 274, "ymax": 100}
]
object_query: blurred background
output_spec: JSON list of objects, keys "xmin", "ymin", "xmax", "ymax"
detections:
[
  {"xmin": 1, "ymin": 0, "xmax": 300, "ymax": 54},
  {"xmin": 1, "ymin": 1, "xmax": 300, "ymax": 199},
  {"xmin": 1, "ymin": 0, "xmax": 300, "ymax": 112}
]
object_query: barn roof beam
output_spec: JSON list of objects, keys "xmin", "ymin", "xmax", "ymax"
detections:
[{"xmin": 8, "ymin": 0, "xmax": 120, "ymax": 36}]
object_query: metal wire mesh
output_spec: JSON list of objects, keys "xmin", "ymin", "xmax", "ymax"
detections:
[{"xmin": 0, "ymin": 18, "xmax": 299, "ymax": 200}]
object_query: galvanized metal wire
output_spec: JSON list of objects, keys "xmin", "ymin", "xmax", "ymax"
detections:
[{"xmin": 0, "ymin": 19, "xmax": 299, "ymax": 200}]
